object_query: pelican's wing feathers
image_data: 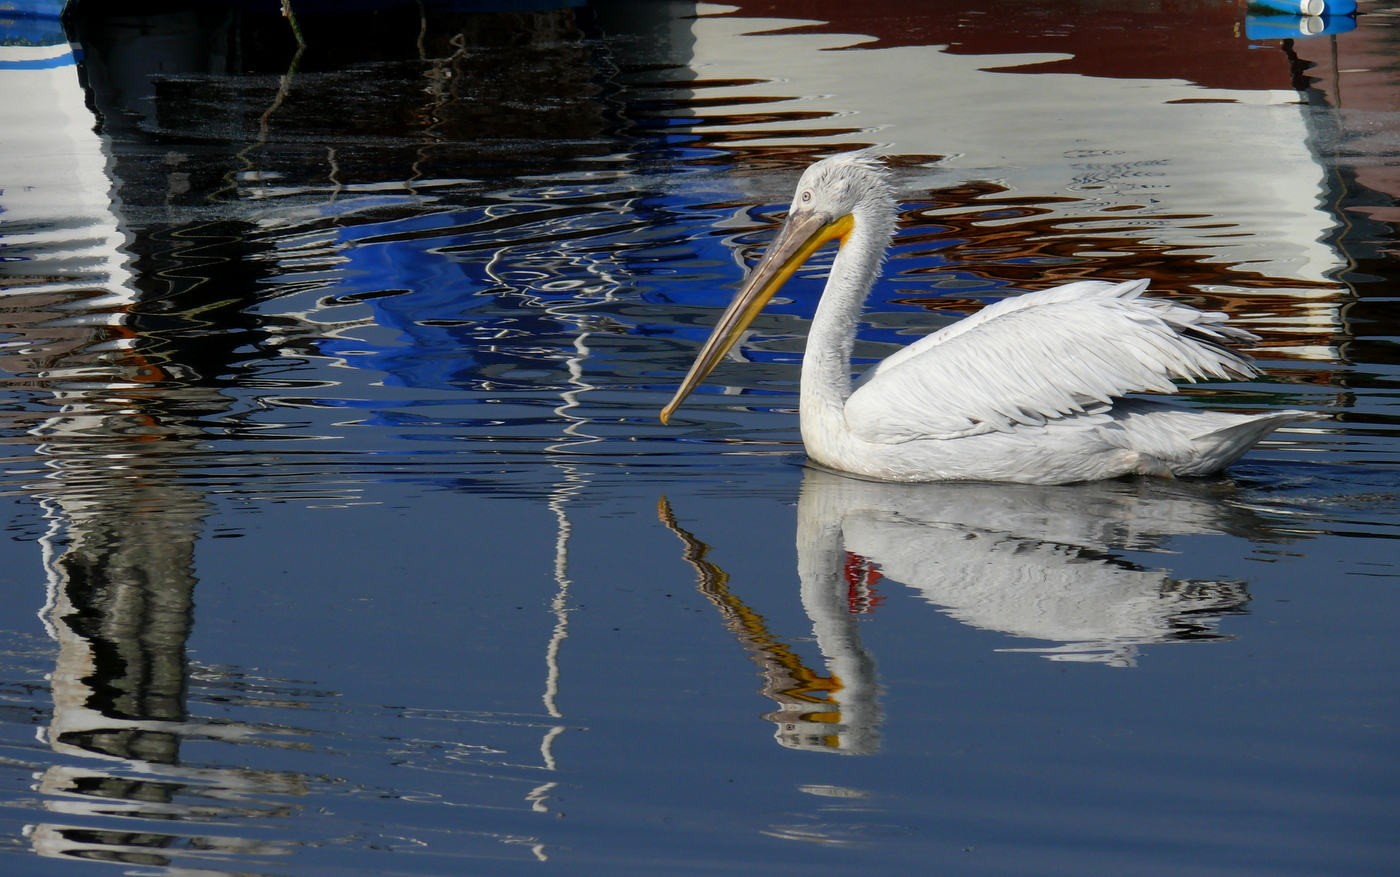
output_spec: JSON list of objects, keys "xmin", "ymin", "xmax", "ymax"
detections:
[{"xmin": 846, "ymin": 280, "xmax": 1261, "ymax": 443}]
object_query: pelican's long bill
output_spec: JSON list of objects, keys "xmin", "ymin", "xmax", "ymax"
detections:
[{"xmin": 660, "ymin": 209, "xmax": 855, "ymax": 424}]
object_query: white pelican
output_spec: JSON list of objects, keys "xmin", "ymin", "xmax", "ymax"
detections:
[{"xmin": 661, "ymin": 152, "xmax": 1319, "ymax": 485}]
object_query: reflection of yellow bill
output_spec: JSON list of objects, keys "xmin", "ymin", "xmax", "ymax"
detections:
[{"xmin": 661, "ymin": 212, "xmax": 853, "ymax": 423}]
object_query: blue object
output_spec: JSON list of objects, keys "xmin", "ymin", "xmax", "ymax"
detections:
[
  {"xmin": 1246, "ymin": 13, "xmax": 1357, "ymax": 39},
  {"xmin": 1249, "ymin": 0, "xmax": 1356, "ymax": 14}
]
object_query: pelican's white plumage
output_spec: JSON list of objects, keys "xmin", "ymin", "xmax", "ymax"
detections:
[{"xmin": 662, "ymin": 152, "xmax": 1319, "ymax": 485}]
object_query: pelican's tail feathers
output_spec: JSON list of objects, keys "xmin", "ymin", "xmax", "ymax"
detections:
[
  {"xmin": 1110, "ymin": 399, "xmax": 1324, "ymax": 478},
  {"xmin": 1172, "ymin": 409, "xmax": 1325, "ymax": 477}
]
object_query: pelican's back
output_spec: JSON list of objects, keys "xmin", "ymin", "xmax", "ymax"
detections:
[{"xmin": 845, "ymin": 280, "xmax": 1263, "ymax": 445}]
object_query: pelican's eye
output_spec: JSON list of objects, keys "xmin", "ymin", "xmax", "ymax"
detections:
[{"xmin": 801, "ymin": 190, "xmax": 812, "ymax": 203}]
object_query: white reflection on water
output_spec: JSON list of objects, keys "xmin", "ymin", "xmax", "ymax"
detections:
[{"xmin": 0, "ymin": 38, "xmax": 132, "ymax": 301}]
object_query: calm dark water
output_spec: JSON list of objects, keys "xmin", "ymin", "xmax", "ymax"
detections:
[{"xmin": 0, "ymin": 1, "xmax": 1396, "ymax": 875}]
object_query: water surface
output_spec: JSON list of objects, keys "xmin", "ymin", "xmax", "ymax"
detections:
[{"xmin": 0, "ymin": 1, "xmax": 1396, "ymax": 875}]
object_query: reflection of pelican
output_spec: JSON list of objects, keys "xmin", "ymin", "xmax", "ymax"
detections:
[
  {"xmin": 659, "ymin": 499, "xmax": 879, "ymax": 755},
  {"xmin": 662, "ymin": 153, "xmax": 1318, "ymax": 485},
  {"xmin": 798, "ymin": 467, "xmax": 1267, "ymax": 666},
  {"xmin": 659, "ymin": 470, "xmax": 1268, "ymax": 755}
]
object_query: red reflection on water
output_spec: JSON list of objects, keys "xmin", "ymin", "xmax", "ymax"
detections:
[{"xmin": 718, "ymin": 0, "xmax": 1292, "ymax": 89}]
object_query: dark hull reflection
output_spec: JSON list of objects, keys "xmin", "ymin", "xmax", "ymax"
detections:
[
  {"xmin": 1, "ymin": 11, "xmax": 625, "ymax": 867},
  {"xmin": 65, "ymin": 0, "xmax": 700, "ymax": 208}
]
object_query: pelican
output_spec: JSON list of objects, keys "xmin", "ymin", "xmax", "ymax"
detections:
[{"xmin": 661, "ymin": 152, "xmax": 1319, "ymax": 485}]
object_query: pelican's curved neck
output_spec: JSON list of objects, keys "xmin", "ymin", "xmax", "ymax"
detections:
[{"xmin": 800, "ymin": 202, "xmax": 893, "ymax": 446}]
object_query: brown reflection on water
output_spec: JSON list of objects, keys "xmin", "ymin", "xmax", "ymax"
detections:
[
  {"xmin": 887, "ymin": 181, "xmax": 1346, "ymax": 362},
  {"xmin": 724, "ymin": 0, "xmax": 1289, "ymax": 89},
  {"xmin": 1290, "ymin": 5, "xmax": 1400, "ymax": 224}
]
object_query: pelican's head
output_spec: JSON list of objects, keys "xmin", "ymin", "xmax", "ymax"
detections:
[
  {"xmin": 788, "ymin": 150, "xmax": 894, "ymax": 223},
  {"xmin": 660, "ymin": 152, "xmax": 894, "ymax": 424}
]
